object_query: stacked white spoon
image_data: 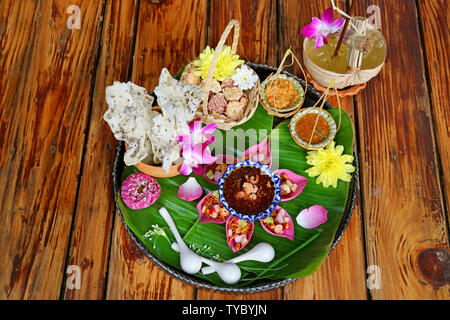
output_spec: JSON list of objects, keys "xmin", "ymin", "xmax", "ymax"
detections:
[{"xmin": 159, "ymin": 207, "xmax": 275, "ymax": 285}]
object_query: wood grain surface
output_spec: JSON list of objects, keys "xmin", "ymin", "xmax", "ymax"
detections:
[
  {"xmin": 63, "ymin": 0, "xmax": 139, "ymax": 300},
  {"xmin": 0, "ymin": 0, "xmax": 105, "ymax": 299},
  {"xmin": 354, "ymin": 0, "xmax": 449, "ymax": 299},
  {"xmin": 417, "ymin": 0, "xmax": 450, "ymax": 217},
  {"xmin": 106, "ymin": 0, "xmax": 207, "ymax": 300},
  {"xmin": 0, "ymin": 0, "xmax": 448, "ymax": 300}
]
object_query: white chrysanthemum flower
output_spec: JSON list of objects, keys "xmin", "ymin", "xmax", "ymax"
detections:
[{"xmin": 231, "ymin": 64, "xmax": 258, "ymax": 90}]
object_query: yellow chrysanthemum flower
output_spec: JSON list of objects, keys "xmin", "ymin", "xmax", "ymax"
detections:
[
  {"xmin": 193, "ymin": 45, "xmax": 244, "ymax": 81},
  {"xmin": 305, "ymin": 141, "xmax": 355, "ymax": 188}
]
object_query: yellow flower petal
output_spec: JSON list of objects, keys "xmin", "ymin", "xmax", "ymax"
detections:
[
  {"xmin": 340, "ymin": 173, "xmax": 352, "ymax": 182},
  {"xmin": 194, "ymin": 45, "xmax": 244, "ymax": 80},
  {"xmin": 341, "ymin": 154, "xmax": 354, "ymax": 163},
  {"xmin": 306, "ymin": 166, "xmax": 320, "ymax": 177},
  {"xmin": 335, "ymin": 144, "xmax": 344, "ymax": 156},
  {"xmin": 342, "ymin": 164, "xmax": 355, "ymax": 173},
  {"xmin": 305, "ymin": 142, "xmax": 354, "ymax": 188}
]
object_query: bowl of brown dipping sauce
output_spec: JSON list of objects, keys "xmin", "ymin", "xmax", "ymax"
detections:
[
  {"xmin": 217, "ymin": 160, "xmax": 281, "ymax": 222},
  {"xmin": 289, "ymin": 107, "xmax": 337, "ymax": 150}
]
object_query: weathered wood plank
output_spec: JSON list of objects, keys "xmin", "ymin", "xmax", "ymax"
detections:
[
  {"xmin": 105, "ymin": 0, "xmax": 208, "ymax": 299},
  {"xmin": 0, "ymin": 0, "xmax": 105, "ymax": 299},
  {"xmin": 63, "ymin": 0, "xmax": 139, "ymax": 300},
  {"xmin": 206, "ymin": 0, "xmax": 277, "ymax": 66},
  {"xmin": 277, "ymin": 0, "xmax": 367, "ymax": 300},
  {"xmin": 417, "ymin": 0, "xmax": 450, "ymax": 220},
  {"xmin": 354, "ymin": 0, "xmax": 449, "ymax": 299},
  {"xmin": 106, "ymin": 222, "xmax": 195, "ymax": 299},
  {"xmin": 131, "ymin": 0, "xmax": 208, "ymax": 89},
  {"xmin": 196, "ymin": 0, "xmax": 280, "ymax": 300}
]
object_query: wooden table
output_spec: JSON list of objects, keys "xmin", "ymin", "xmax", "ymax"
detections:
[{"xmin": 0, "ymin": 0, "xmax": 449, "ymax": 300}]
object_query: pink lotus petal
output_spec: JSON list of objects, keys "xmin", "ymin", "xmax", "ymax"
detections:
[
  {"xmin": 226, "ymin": 216, "xmax": 254, "ymax": 253},
  {"xmin": 296, "ymin": 205, "xmax": 328, "ymax": 229},
  {"xmin": 242, "ymin": 137, "xmax": 272, "ymax": 167},
  {"xmin": 178, "ymin": 177, "xmax": 203, "ymax": 201},
  {"xmin": 203, "ymin": 154, "xmax": 238, "ymax": 184},
  {"xmin": 121, "ymin": 173, "xmax": 161, "ymax": 210},
  {"xmin": 321, "ymin": 7, "xmax": 334, "ymax": 25},
  {"xmin": 275, "ymin": 169, "xmax": 308, "ymax": 201},
  {"xmin": 260, "ymin": 207, "xmax": 294, "ymax": 240},
  {"xmin": 197, "ymin": 191, "xmax": 230, "ymax": 224}
]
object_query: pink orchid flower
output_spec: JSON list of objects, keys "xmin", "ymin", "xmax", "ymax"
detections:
[
  {"xmin": 301, "ymin": 8, "xmax": 344, "ymax": 49},
  {"xmin": 179, "ymin": 142, "xmax": 217, "ymax": 176},
  {"xmin": 177, "ymin": 119, "xmax": 218, "ymax": 176},
  {"xmin": 176, "ymin": 118, "xmax": 217, "ymax": 145}
]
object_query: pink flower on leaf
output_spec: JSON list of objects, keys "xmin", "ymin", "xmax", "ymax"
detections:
[
  {"xmin": 296, "ymin": 205, "xmax": 328, "ymax": 229},
  {"xmin": 177, "ymin": 119, "xmax": 218, "ymax": 176},
  {"xmin": 179, "ymin": 142, "xmax": 217, "ymax": 176},
  {"xmin": 176, "ymin": 118, "xmax": 217, "ymax": 146}
]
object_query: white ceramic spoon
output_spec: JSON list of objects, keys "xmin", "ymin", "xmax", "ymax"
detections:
[
  {"xmin": 201, "ymin": 242, "xmax": 275, "ymax": 275},
  {"xmin": 158, "ymin": 207, "xmax": 202, "ymax": 275},
  {"xmin": 170, "ymin": 243, "xmax": 242, "ymax": 285},
  {"xmin": 200, "ymin": 257, "xmax": 241, "ymax": 285}
]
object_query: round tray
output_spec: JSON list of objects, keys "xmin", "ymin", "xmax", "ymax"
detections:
[{"xmin": 112, "ymin": 62, "xmax": 359, "ymax": 293}]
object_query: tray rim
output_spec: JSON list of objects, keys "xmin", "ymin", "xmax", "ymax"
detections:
[{"xmin": 112, "ymin": 62, "xmax": 359, "ymax": 293}]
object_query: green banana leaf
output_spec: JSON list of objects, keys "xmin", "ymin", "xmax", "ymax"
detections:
[{"xmin": 116, "ymin": 106, "xmax": 354, "ymax": 287}]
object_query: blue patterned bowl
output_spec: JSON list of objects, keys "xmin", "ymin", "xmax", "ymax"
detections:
[{"xmin": 217, "ymin": 160, "xmax": 281, "ymax": 222}]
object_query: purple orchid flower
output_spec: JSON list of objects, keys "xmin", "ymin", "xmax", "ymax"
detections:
[
  {"xmin": 176, "ymin": 118, "xmax": 217, "ymax": 145},
  {"xmin": 301, "ymin": 8, "xmax": 344, "ymax": 49},
  {"xmin": 179, "ymin": 142, "xmax": 217, "ymax": 176},
  {"xmin": 177, "ymin": 119, "xmax": 218, "ymax": 176}
]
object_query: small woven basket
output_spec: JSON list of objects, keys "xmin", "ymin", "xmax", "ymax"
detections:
[{"xmin": 181, "ymin": 19, "xmax": 260, "ymax": 130}]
